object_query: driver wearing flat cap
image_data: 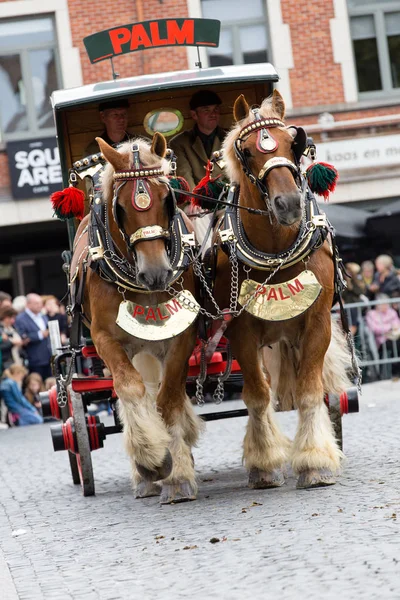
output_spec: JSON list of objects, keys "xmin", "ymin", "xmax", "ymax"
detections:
[
  {"xmin": 169, "ymin": 89, "xmax": 226, "ymax": 190},
  {"xmin": 85, "ymin": 99, "xmax": 132, "ymax": 156}
]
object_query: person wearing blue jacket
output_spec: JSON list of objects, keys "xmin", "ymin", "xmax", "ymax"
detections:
[{"xmin": 0, "ymin": 365, "xmax": 43, "ymax": 426}]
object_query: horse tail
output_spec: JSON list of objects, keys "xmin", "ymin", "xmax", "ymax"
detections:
[
  {"xmin": 263, "ymin": 316, "xmax": 353, "ymax": 410},
  {"xmin": 322, "ymin": 317, "xmax": 353, "ymax": 395}
]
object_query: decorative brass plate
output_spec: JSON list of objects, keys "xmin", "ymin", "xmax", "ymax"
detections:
[
  {"xmin": 116, "ymin": 290, "xmax": 199, "ymax": 340},
  {"xmin": 238, "ymin": 270, "xmax": 322, "ymax": 321}
]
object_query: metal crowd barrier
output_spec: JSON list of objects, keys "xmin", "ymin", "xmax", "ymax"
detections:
[{"xmin": 332, "ymin": 296, "xmax": 400, "ymax": 381}]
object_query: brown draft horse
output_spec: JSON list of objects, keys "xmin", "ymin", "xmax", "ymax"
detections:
[
  {"xmin": 214, "ymin": 90, "xmax": 351, "ymax": 489},
  {"xmin": 72, "ymin": 134, "xmax": 202, "ymax": 503}
]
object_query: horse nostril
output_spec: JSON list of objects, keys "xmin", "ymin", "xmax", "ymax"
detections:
[{"xmin": 275, "ymin": 196, "xmax": 286, "ymax": 212}]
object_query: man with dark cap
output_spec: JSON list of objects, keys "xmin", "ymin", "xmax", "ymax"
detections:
[
  {"xmin": 169, "ymin": 89, "xmax": 226, "ymax": 190},
  {"xmin": 84, "ymin": 99, "xmax": 131, "ymax": 155}
]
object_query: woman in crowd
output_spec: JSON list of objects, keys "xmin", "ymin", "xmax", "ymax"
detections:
[
  {"xmin": 366, "ymin": 293, "xmax": 400, "ymax": 377},
  {"xmin": 23, "ymin": 372, "xmax": 44, "ymax": 410},
  {"xmin": 0, "ymin": 306, "xmax": 24, "ymax": 371},
  {"xmin": 360, "ymin": 260, "xmax": 376, "ymax": 300},
  {"xmin": 0, "ymin": 365, "xmax": 43, "ymax": 425},
  {"xmin": 369, "ymin": 255, "xmax": 400, "ymax": 298}
]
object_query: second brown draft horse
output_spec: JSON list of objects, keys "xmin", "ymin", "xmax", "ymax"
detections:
[{"xmin": 213, "ymin": 90, "xmax": 351, "ymax": 489}]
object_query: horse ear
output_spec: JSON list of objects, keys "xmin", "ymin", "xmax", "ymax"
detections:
[
  {"xmin": 151, "ymin": 132, "xmax": 167, "ymax": 158},
  {"xmin": 271, "ymin": 89, "xmax": 285, "ymax": 120},
  {"xmin": 233, "ymin": 95, "xmax": 250, "ymax": 123},
  {"xmin": 95, "ymin": 137, "xmax": 126, "ymax": 170}
]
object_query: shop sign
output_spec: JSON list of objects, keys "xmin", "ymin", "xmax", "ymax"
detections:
[
  {"xmin": 7, "ymin": 137, "xmax": 62, "ymax": 200},
  {"xmin": 316, "ymin": 133, "xmax": 400, "ymax": 171}
]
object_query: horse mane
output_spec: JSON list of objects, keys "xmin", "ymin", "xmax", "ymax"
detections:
[
  {"xmin": 101, "ymin": 137, "xmax": 171, "ymax": 202},
  {"xmin": 222, "ymin": 95, "xmax": 286, "ymax": 182}
]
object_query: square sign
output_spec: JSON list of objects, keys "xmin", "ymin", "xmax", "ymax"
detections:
[{"xmin": 7, "ymin": 137, "xmax": 62, "ymax": 200}]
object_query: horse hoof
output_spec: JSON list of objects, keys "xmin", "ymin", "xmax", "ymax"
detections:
[
  {"xmin": 297, "ymin": 468, "xmax": 336, "ymax": 489},
  {"xmin": 135, "ymin": 449, "xmax": 173, "ymax": 482},
  {"xmin": 135, "ymin": 481, "xmax": 161, "ymax": 498},
  {"xmin": 160, "ymin": 482, "xmax": 197, "ymax": 505},
  {"xmin": 248, "ymin": 467, "xmax": 285, "ymax": 489}
]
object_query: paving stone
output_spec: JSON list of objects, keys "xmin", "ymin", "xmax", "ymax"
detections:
[{"xmin": 0, "ymin": 381, "xmax": 399, "ymax": 599}]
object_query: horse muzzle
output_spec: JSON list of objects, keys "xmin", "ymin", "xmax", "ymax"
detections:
[
  {"xmin": 136, "ymin": 249, "xmax": 173, "ymax": 291},
  {"xmin": 272, "ymin": 192, "xmax": 302, "ymax": 226}
]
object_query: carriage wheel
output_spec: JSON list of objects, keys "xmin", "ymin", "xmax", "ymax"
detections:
[
  {"xmin": 69, "ymin": 388, "xmax": 95, "ymax": 496},
  {"xmin": 328, "ymin": 395, "xmax": 343, "ymax": 451},
  {"xmin": 59, "ymin": 403, "xmax": 80, "ymax": 485}
]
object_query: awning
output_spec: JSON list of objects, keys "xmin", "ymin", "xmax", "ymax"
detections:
[{"xmin": 318, "ymin": 202, "xmax": 369, "ymax": 239}]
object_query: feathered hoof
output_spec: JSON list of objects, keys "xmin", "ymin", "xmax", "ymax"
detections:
[
  {"xmin": 135, "ymin": 449, "xmax": 173, "ymax": 482},
  {"xmin": 135, "ymin": 481, "xmax": 161, "ymax": 498},
  {"xmin": 296, "ymin": 468, "xmax": 336, "ymax": 489},
  {"xmin": 248, "ymin": 467, "xmax": 285, "ymax": 489},
  {"xmin": 160, "ymin": 481, "xmax": 197, "ymax": 505}
]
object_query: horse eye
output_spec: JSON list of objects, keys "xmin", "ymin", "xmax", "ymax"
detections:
[{"xmin": 244, "ymin": 148, "xmax": 252, "ymax": 158}]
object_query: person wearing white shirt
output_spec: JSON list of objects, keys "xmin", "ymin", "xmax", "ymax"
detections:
[{"xmin": 15, "ymin": 294, "xmax": 52, "ymax": 379}]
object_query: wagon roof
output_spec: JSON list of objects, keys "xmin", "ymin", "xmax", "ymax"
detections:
[{"xmin": 51, "ymin": 63, "xmax": 279, "ymax": 110}]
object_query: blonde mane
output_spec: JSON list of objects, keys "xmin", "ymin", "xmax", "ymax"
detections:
[
  {"xmin": 101, "ymin": 137, "xmax": 171, "ymax": 203},
  {"xmin": 222, "ymin": 95, "xmax": 286, "ymax": 182}
]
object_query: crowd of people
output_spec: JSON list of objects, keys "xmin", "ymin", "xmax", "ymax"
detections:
[{"xmin": 0, "ymin": 291, "xmax": 61, "ymax": 427}]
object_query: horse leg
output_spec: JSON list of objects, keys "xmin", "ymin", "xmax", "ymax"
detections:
[
  {"xmin": 232, "ymin": 335, "xmax": 290, "ymax": 489},
  {"xmin": 91, "ymin": 331, "xmax": 172, "ymax": 484},
  {"xmin": 292, "ymin": 325, "xmax": 343, "ymax": 489},
  {"xmin": 156, "ymin": 328, "xmax": 203, "ymax": 504}
]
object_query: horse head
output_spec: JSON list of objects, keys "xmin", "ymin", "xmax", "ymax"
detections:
[
  {"xmin": 97, "ymin": 133, "xmax": 174, "ymax": 291},
  {"xmin": 224, "ymin": 90, "xmax": 304, "ymax": 226}
]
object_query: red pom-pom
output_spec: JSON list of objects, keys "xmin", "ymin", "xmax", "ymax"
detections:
[
  {"xmin": 50, "ymin": 186, "xmax": 85, "ymax": 220},
  {"xmin": 192, "ymin": 161, "xmax": 224, "ymax": 208}
]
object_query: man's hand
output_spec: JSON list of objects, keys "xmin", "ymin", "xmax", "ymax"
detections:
[{"xmin": 42, "ymin": 329, "xmax": 50, "ymax": 338}]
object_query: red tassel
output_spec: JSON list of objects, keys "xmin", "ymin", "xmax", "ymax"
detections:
[
  {"xmin": 192, "ymin": 161, "xmax": 223, "ymax": 207},
  {"xmin": 305, "ymin": 161, "xmax": 339, "ymax": 201},
  {"xmin": 50, "ymin": 186, "xmax": 85, "ymax": 220}
]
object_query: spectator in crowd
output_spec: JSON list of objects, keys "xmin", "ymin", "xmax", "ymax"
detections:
[
  {"xmin": 15, "ymin": 293, "xmax": 52, "ymax": 379},
  {"xmin": 12, "ymin": 295, "xmax": 27, "ymax": 314},
  {"xmin": 0, "ymin": 291, "xmax": 12, "ymax": 310},
  {"xmin": 170, "ymin": 90, "xmax": 225, "ymax": 191},
  {"xmin": 0, "ymin": 307, "xmax": 24, "ymax": 371},
  {"xmin": 360, "ymin": 260, "xmax": 376, "ymax": 299},
  {"xmin": 366, "ymin": 293, "xmax": 400, "ymax": 377},
  {"xmin": 369, "ymin": 254, "xmax": 400, "ymax": 298},
  {"xmin": 342, "ymin": 262, "xmax": 367, "ymax": 336},
  {"xmin": 0, "ymin": 365, "xmax": 43, "ymax": 425},
  {"xmin": 43, "ymin": 295, "xmax": 68, "ymax": 344},
  {"xmin": 85, "ymin": 99, "xmax": 131, "ymax": 156},
  {"xmin": 23, "ymin": 372, "xmax": 44, "ymax": 410}
]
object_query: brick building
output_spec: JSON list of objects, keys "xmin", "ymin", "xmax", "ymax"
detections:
[{"xmin": 0, "ymin": 0, "xmax": 399, "ymax": 294}]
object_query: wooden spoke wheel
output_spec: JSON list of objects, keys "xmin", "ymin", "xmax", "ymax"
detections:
[
  {"xmin": 69, "ymin": 387, "xmax": 95, "ymax": 496},
  {"xmin": 328, "ymin": 394, "xmax": 343, "ymax": 452}
]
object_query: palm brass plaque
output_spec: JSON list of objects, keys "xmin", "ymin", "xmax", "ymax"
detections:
[
  {"xmin": 238, "ymin": 270, "xmax": 322, "ymax": 321},
  {"xmin": 116, "ymin": 290, "xmax": 199, "ymax": 340}
]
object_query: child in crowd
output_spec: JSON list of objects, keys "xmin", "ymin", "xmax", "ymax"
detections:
[{"xmin": 0, "ymin": 365, "xmax": 43, "ymax": 425}]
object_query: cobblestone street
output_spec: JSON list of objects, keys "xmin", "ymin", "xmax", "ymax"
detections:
[{"xmin": 0, "ymin": 380, "xmax": 399, "ymax": 600}]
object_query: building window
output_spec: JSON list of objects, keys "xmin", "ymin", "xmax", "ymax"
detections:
[
  {"xmin": 348, "ymin": 0, "xmax": 400, "ymax": 95},
  {"xmin": 201, "ymin": 0, "xmax": 268, "ymax": 67},
  {"xmin": 0, "ymin": 16, "xmax": 61, "ymax": 141}
]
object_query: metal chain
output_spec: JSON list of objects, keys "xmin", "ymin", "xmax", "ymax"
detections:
[
  {"xmin": 229, "ymin": 243, "xmax": 239, "ymax": 314},
  {"xmin": 212, "ymin": 379, "xmax": 225, "ymax": 404},
  {"xmin": 195, "ymin": 344, "xmax": 207, "ymax": 406},
  {"xmin": 57, "ymin": 349, "xmax": 77, "ymax": 408}
]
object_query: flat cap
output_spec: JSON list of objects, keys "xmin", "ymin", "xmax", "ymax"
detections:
[
  {"xmin": 189, "ymin": 90, "xmax": 222, "ymax": 110},
  {"xmin": 99, "ymin": 99, "xmax": 129, "ymax": 112}
]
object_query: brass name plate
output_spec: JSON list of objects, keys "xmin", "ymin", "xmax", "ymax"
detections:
[
  {"xmin": 238, "ymin": 270, "xmax": 322, "ymax": 321},
  {"xmin": 116, "ymin": 290, "xmax": 199, "ymax": 340}
]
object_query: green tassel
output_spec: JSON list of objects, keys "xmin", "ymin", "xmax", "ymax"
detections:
[{"xmin": 306, "ymin": 162, "xmax": 338, "ymax": 200}]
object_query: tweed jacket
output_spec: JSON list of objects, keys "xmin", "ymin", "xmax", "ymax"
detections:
[{"xmin": 169, "ymin": 126, "xmax": 226, "ymax": 190}]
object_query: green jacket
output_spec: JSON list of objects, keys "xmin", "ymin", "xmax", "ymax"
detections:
[{"xmin": 169, "ymin": 126, "xmax": 226, "ymax": 190}]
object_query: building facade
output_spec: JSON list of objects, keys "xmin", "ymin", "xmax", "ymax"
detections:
[{"xmin": 0, "ymin": 0, "xmax": 399, "ymax": 294}]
